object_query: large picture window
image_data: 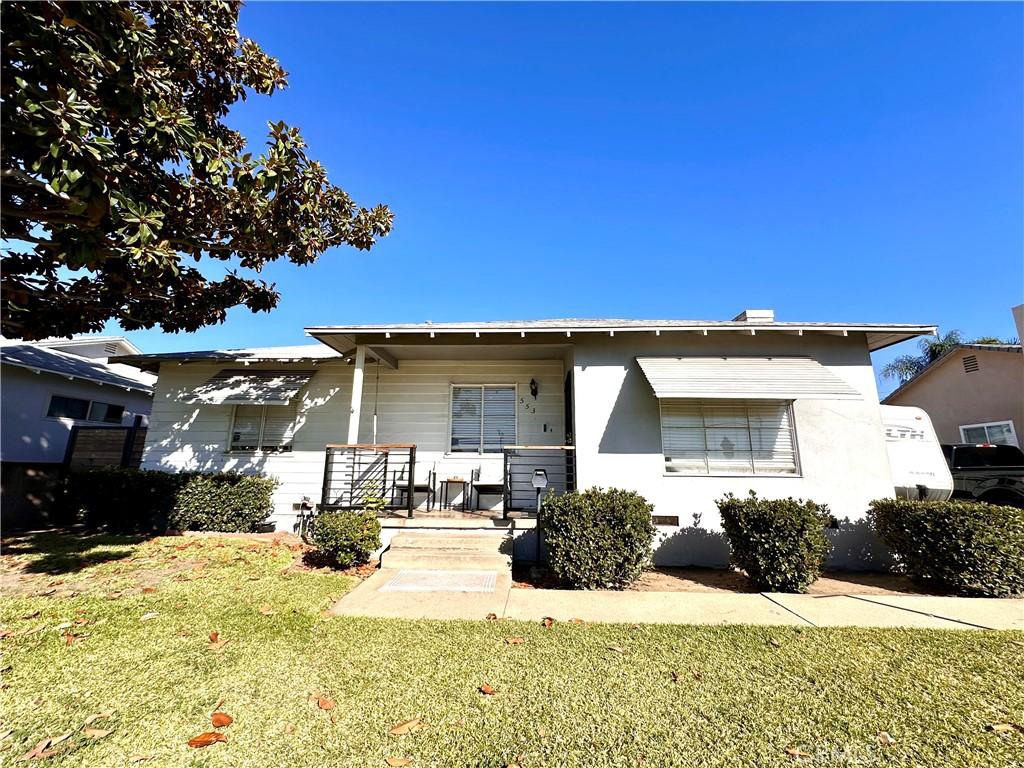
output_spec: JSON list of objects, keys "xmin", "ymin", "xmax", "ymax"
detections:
[
  {"xmin": 449, "ymin": 385, "xmax": 516, "ymax": 453},
  {"xmin": 230, "ymin": 404, "xmax": 295, "ymax": 452},
  {"xmin": 660, "ymin": 399, "xmax": 798, "ymax": 475},
  {"xmin": 959, "ymin": 421, "xmax": 1018, "ymax": 447}
]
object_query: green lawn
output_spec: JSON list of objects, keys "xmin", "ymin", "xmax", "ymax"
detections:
[{"xmin": 1, "ymin": 533, "xmax": 1022, "ymax": 767}]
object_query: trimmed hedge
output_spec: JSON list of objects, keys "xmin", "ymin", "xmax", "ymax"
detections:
[
  {"xmin": 65, "ymin": 468, "xmax": 277, "ymax": 533},
  {"xmin": 541, "ymin": 487, "xmax": 656, "ymax": 589},
  {"xmin": 717, "ymin": 492, "xmax": 832, "ymax": 593},
  {"xmin": 868, "ymin": 498, "xmax": 1024, "ymax": 597},
  {"xmin": 309, "ymin": 510, "xmax": 381, "ymax": 569}
]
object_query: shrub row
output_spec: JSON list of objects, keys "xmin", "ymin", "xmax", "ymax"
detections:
[
  {"xmin": 65, "ymin": 468, "xmax": 277, "ymax": 534},
  {"xmin": 536, "ymin": 487, "xmax": 1022, "ymax": 597}
]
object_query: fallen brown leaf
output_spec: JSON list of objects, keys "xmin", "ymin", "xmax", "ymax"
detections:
[
  {"xmin": 316, "ymin": 696, "xmax": 335, "ymax": 711},
  {"xmin": 139, "ymin": 612, "xmax": 159, "ymax": 622},
  {"xmin": 569, "ymin": 618, "xmax": 585, "ymax": 625},
  {"xmin": 0, "ymin": 729, "xmax": 13, "ymax": 741},
  {"xmin": 485, "ymin": 613, "xmax": 498, "ymax": 621},
  {"xmin": 768, "ymin": 638, "xmax": 782, "ymax": 648},
  {"xmin": 385, "ymin": 758, "xmax": 414, "ymax": 767},
  {"xmin": 389, "ymin": 717, "xmax": 425, "ymax": 736},
  {"xmin": 785, "ymin": 746, "xmax": 811, "ymax": 759},
  {"xmin": 504, "ymin": 637, "xmax": 525, "ymax": 645},
  {"xmin": 18, "ymin": 738, "xmax": 51, "ymax": 761},
  {"xmin": 877, "ymin": 731, "xmax": 896, "ymax": 746},
  {"xmin": 128, "ymin": 754, "xmax": 154, "ymax": 763},
  {"xmin": 541, "ymin": 617, "xmax": 554, "ymax": 628},
  {"xmin": 21, "ymin": 610, "xmax": 40, "ymax": 620},
  {"xmin": 73, "ymin": 617, "xmax": 89, "ymax": 626},
  {"xmin": 187, "ymin": 731, "xmax": 226, "ymax": 748},
  {"xmin": 83, "ymin": 710, "xmax": 114, "ymax": 726},
  {"xmin": 479, "ymin": 683, "xmax": 495, "ymax": 695},
  {"xmin": 607, "ymin": 645, "xmax": 628, "ymax": 654},
  {"xmin": 83, "ymin": 728, "xmax": 111, "ymax": 739},
  {"xmin": 211, "ymin": 712, "xmax": 233, "ymax": 728},
  {"xmin": 49, "ymin": 732, "xmax": 73, "ymax": 747},
  {"xmin": 208, "ymin": 631, "xmax": 229, "ymax": 653},
  {"xmin": 987, "ymin": 722, "xmax": 1023, "ymax": 735},
  {"xmin": 258, "ymin": 604, "xmax": 276, "ymax": 616},
  {"xmin": 283, "ymin": 723, "xmax": 296, "ymax": 735},
  {"xmin": 141, "ymin": 587, "xmax": 156, "ymax": 594}
]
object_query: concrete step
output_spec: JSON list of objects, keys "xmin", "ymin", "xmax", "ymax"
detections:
[
  {"xmin": 389, "ymin": 533, "xmax": 508, "ymax": 552},
  {"xmin": 380, "ymin": 550, "xmax": 511, "ymax": 572}
]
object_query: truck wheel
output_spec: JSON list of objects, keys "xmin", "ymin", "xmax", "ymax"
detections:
[{"xmin": 978, "ymin": 491, "xmax": 1024, "ymax": 509}]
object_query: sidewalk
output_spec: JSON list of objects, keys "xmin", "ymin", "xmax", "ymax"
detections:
[{"xmin": 329, "ymin": 570, "xmax": 1024, "ymax": 629}]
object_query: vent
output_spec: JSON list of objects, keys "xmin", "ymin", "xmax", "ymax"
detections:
[
  {"xmin": 104, "ymin": 342, "xmax": 118, "ymax": 355},
  {"xmin": 962, "ymin": 355, "xmax": 979, "ymax": 373}
]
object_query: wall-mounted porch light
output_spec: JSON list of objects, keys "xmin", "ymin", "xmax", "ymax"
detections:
[{"xmin": 529, "ymin": 378, "xmax": 538, "ymax": 398}]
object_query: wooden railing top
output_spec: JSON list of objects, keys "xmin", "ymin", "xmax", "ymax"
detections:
[
  {"xmin": 324, "ymin": 443, "xmax": 417, "ymax": 450},
  {"xmin": 504, "ymin": 445, "xmax": 576, "ymax": 450}
]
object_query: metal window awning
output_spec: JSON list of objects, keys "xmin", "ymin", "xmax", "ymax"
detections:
[
  {"xmin": 189, "ymin": 369, "xmax": 316, "ymax": 405},
  {"xmin": 635, "ymin": 356, "xmax": 861, "ymax": 400}
]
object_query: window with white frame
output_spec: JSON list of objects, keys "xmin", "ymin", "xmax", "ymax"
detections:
[
  {"xmin": 47, "ymin": 394, "xmax": 125, "ymax": 424},
  {"xmin": 959, "ymin": 421, "xmax": 1018, "ymax": 447},
  {"xmin": 229, "ymin": 404, "xmax": 296, "ymax": 452},
  {"xmin": 449, "ymin": 385, "xmax": 516, "ymax": 453},
  {"xmin": 660, "ymin": 399, "xmax": 799, "ymax": 475}
]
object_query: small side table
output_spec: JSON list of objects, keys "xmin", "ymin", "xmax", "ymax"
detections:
[{"xmin": 439, "ymin": 477, "xmax": 468, "ymax": 512}]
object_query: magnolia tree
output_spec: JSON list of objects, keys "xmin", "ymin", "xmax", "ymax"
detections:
[{"xmin": 1, "ymin": 1, "xmax": 393, "ymax": 340}]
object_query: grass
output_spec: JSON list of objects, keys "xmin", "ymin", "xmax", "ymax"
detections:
[{"xmin": 1, "ymin": 532, "xmax": 1022, "ymax": 767}]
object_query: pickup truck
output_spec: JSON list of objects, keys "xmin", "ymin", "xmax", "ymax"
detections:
[{"xmin": 942, "ymin": 443, "xmax": 1024, "ymax": 508}]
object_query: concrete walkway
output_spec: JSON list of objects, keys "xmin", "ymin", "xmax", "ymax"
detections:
[{"xmin": 329, "ymin": 572, "xmax": 1024, "ymax": 629}]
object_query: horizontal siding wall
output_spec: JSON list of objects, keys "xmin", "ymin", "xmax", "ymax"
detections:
[{"xmin": 142, "ymin": 358, "xmax": 564, "ymax": 530}]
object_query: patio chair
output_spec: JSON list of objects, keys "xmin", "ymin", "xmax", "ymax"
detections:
[
  {"xmin": 470, "ymin": 466, "xmax": 505, "ymax": 513},
  {"xmin": 392, "ymin": 464, "xmax": 436, "ymax": 512}
]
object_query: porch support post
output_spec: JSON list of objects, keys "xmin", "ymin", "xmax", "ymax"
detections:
[{"xmin": 347, "ymin": 345, "xmax": 366, "ymax": 444}]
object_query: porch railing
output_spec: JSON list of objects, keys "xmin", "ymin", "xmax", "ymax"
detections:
[
  {"xmin": 320, "ymin": 444, "xmax": 416, "ymax": 517},
  {"xmin": 502, "ymin": 445, "xmax": 576, "ymax": 518}
]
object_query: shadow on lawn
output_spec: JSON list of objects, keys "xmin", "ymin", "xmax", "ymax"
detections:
[{"xmin": 1, "ymin": 529, "xmax": 150, "ymax": 575}]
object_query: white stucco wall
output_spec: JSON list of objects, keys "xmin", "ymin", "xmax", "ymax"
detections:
[
  {"xmin": 141, "ymin": 358, "xmax": 565, "ymax": 531},
  {"xmin": 571, "ymin": 332, "xmax": 896, "ymax": 569},
  {"xmin": 1, "ymin": 365, "xmax": 153, "ymax": 464}
]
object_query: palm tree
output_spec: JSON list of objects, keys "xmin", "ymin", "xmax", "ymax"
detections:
[{"xmin": 881, "ymin": 330, "xmax": 964, "ymax": 384}]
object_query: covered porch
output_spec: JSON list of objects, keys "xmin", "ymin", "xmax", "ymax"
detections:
[{"xmin": 318, "ymin": 443, "xmax": 576, "ymax": 519}]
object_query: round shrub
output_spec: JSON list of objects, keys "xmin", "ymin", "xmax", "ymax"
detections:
[
  {"xmin": 541, "ymin": 487, "xmax": 656, "ymax": 589},
  {"xmin": 310, "ymin": 510, "xmax": 382, "ymax": 569},
  {"xmin": 868, "ymin": 498, "xmax": 1024, "ymax": 597},
  {"xmin": 168, "ymin": 473, "xmax": 277, "ymax": 532},
  {"xmin": 717, "ymin": 492, "xmax": 832, "ymax": 593}
]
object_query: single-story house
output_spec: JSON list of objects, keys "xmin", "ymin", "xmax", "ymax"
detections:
[
  {"xmin": 116, "ymin": 310, "xmax": 935, "ymax": 568},
  {"xmin": 882, "ymin": 305, "xmax": 1024, "ymax": 447},
  {"xmin": 1, "ymin": 336, "xmax": 155, "ymax": 526}
]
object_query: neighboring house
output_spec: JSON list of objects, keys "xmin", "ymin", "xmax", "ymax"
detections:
[
  {"xmin": 116, "ymin": 311, "xmax": 934, "ymax": 569},
  {"xmin": 1, "ymin": 337, "xmax": 155, "ymax": 526},
  {"xmin": 882, "ymin": 343, "xmax": 1023, "ymax": 447}
]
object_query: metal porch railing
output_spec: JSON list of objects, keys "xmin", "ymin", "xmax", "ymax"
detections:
[
  {"xmin": 502, "ymin": 445, "xmax": 576, "ymax": 518},
  {"xmin": 320, "ymin": 444, "xmax": 417, "ymax": 517}
]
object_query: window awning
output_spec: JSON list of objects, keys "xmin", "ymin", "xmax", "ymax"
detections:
[
  {"xmin": 190, "ymin": 369, "xmax": 315, "ymax": 406},
  {"xmin": 635, "ymin": 357, "xmax": 861, "ymax": 400}
]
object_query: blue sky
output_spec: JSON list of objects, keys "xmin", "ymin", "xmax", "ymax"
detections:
[{"xmin": 112, "ymin": 2, "xmax": 1023, "ymax": 396}]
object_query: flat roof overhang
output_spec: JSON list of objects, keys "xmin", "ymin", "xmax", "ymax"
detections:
[{"xmin": 305, "ymin": 322, "xmax": 937, "ymax": 355}]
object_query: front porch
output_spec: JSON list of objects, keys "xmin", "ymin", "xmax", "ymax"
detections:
[{"xmin": 318, "ymin": 443, "xmax": 576, "ymax": 519}]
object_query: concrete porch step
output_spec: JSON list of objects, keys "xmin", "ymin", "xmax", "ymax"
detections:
[
  {"xmin": 389, "ymin": 533, "xmax": 508, "ymax": 552},
  {"xmin": 380, "ymin": 531, "xmax": 511, "ymax": 572}
]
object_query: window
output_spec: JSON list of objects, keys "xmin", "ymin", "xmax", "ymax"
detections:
[
  {"xmin": 449, "ymin": 385, "xmax": 516, "ymax": 453},
  {"xmin": 47, "ymin": 395, "xmax": 125, "ymax": 423},
  {"xmin": 959, "ymin": 421, "xmax": 1018, "ymax": 447},
  {"xmin": 230, "ymin": 405, "xmax": 295, "ymax": 452},
  {"xmin": 88, "ymin": 402, "xmax": 125, "ymax": 424},
  {"xmin": 660, "ymin": 399, "xmax": 798, "ymax": 475}
]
